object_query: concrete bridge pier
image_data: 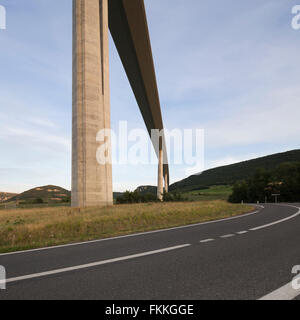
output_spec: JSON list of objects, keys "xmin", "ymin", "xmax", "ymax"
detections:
[
  {"xmin": 164, "ymin": 169, "xmax": 169, "ymax": 194},
  {"xmin": 157, "ymin": 137, "xmax": 164, "ymax": 201},
  {"xmin": 72, "ymin": 0, "xmax": 113, "ymax": 208}
]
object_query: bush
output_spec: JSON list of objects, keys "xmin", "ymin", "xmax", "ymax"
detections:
[
  {"xmin": 34, "ymin": 198, "xmax": 44, "ymax": 204},
  {"xmin": 116, "ymin": 190, "xmax": 187, "ymax": 204},
  {"xmin": 116, "ymin": 191, "xmax": 157, "ymax": 204},
  {"xmin": 61, "ymin": 197, "xmax": 71, "ymax": 203},
  {"xmin": 163, "ymin": 191, "xmax": 187, "ymax": 202}
]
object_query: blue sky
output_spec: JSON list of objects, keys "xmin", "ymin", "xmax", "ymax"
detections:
[{"xmin": 0, "ymin": 0, "xmax": 300, "ymax": 193}]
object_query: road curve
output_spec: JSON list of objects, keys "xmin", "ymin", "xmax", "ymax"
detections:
[{"xmin": 0, "ymin": 203, "xmax": 300, "ymax": 300}]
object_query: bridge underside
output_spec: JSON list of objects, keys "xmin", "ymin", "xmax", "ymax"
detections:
[
  {"xmin": 72, "ymin": 0, "xmax": 169, "ymax": 207},
  {"xmin": 108, "ymin": 0, "xmax": 169, "ymax": 188}
]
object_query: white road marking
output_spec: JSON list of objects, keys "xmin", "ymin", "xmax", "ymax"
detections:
[
  {"xmin": 0, "ymin": 244, "xmax": 191, "ymax": 285},
  {"xmin": 259, "ymin": 281, "xmax": 300, "ymax": 300},
  {"xmin": 200, "ymin": 239, "xmax": 214, "ymax": 243},
  {"xmin": 236, "ymin": 231, "xmax": 248, "ymax": 235},
  {"xmin": 220, "ymin": 234, "xmax": 235, "ymax": 238},
  {"xmin": 250, "ymin": 205, "xmax": 300, "ymax": 231},
  {"xmin": 0, "ymin": 206, "xmax": 261, "ymax": 257}
]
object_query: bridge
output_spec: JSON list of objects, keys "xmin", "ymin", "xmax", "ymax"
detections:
[{"xmin": 72, "ymin": 0, "xmax": 169, "ymax": 207}]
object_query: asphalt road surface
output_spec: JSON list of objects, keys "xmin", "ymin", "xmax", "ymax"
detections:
[{"xmin": 0, "ymin": 203, "xmax": 300, "ymax": 300}]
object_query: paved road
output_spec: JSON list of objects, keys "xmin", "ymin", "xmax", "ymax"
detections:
[{"xmin": 0, "ymin": 203, "xmax": 300, "ymax": 300}]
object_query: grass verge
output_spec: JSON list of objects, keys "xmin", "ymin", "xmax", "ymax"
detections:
[{"xmin": 0, "ymin": 200, "xmax": 254, "ymax": 253}]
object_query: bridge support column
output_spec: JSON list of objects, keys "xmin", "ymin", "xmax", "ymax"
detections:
[
  {"xmin": 164, "ymin": 169, "xmax": 168, "ymax": 194},
  {"xmin": 157, "ymin": 137, "xmax": 164, "ymax": 201},
  {"xmin": 72, "ymin": 0, "xmax": 113, "ymax": 207}
]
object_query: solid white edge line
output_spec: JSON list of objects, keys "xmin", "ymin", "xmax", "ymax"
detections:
[
  {"xmin": 0, "ymin": 244, "xmax": 191, "ymax": 285},
  {"xmin": 259, "ymin": 281, "xmax": 300, "ymax": 300},
  {"xmin": 250, "ymin": 204, "xmax": 300, "ymax": 231},
  {"xmin": 0, "ymin": 206, "xmax": 261, "ymax": 257}
]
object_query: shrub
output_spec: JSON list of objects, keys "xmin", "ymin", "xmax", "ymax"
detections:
[{"xmin": 116, "ymin": 190, "xmax": 187, "ymax": 204}]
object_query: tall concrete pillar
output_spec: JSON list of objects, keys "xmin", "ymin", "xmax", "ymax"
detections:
[
  {"xmin": 72, "ymin": 0, "xmax": 113, "ymax": 207},
  {"xmin": 157, "ymin": 137, "xmax": 164, "ymax": 201},
  {"xmin": 164, "ymin": 170, "xmax": 168, "ymax": 193}
]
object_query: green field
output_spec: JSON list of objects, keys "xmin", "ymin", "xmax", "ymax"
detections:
[{"xmin": 184, "ymin": 185, "xmax": 233, "ymax": 201}]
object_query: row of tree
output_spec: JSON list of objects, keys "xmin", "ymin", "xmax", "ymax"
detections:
[
  {"xmin": 116, "ymin": 190, "xmax": 186, "ymax": 204},
  {"xmin": 229, "ymin": 162, "xmax": 300, "ymax": 203}
]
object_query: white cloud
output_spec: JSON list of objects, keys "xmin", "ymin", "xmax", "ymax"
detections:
[
  {"xmin": 0, "ymin": 125, "xmax": 70, "ymax": 150},
  {"xmin": 28, "ymin": 117, "xmax": 56, "ymax": 128},
  {"xmin": 205, "ymin": 85, "xmax": 300, "ymax": 148}
]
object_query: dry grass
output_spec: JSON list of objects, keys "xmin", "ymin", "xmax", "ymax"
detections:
[{"xmin": 0, "ymin": 200, "xmax": 254, "ymax": 253}]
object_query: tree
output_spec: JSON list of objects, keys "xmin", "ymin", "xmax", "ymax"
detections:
[{"xmin": 228, "ymin": 162, "xmax": 300, "ymax": 203}]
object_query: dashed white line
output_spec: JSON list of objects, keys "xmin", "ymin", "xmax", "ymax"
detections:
[
  {"xmin": 0, "ymin": 244, "xmax": 191, "ymax": 285},
  {"xmin": 236, "ymin": 231, "xmax": 248, "ymax": 235},
  {"xmin": 200, "ymin": 239, "xmax": 215, "ymax": 243},
  {"xmin": 220, "ymin": 234, "xmax": 235, "ymax": 238},
  {"xmin": 199, "ymin": 204, "xmax": 300, "ymax": 244}
]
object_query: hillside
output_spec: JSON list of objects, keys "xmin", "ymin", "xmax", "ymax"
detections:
[
  {"xmin": 4, "ymin": 186, "xmax": 124, "ymax": 204},
  {"xmin": 8, "ymin": 185, "xmax": 70, "ymax": 204},
  {"xmin": 0, "ymin": 192, "xmax": 18, "ymax": 203},
  {"xmin": 170, "ymin": 149, "xmax": 300, "ymax": 192}
]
